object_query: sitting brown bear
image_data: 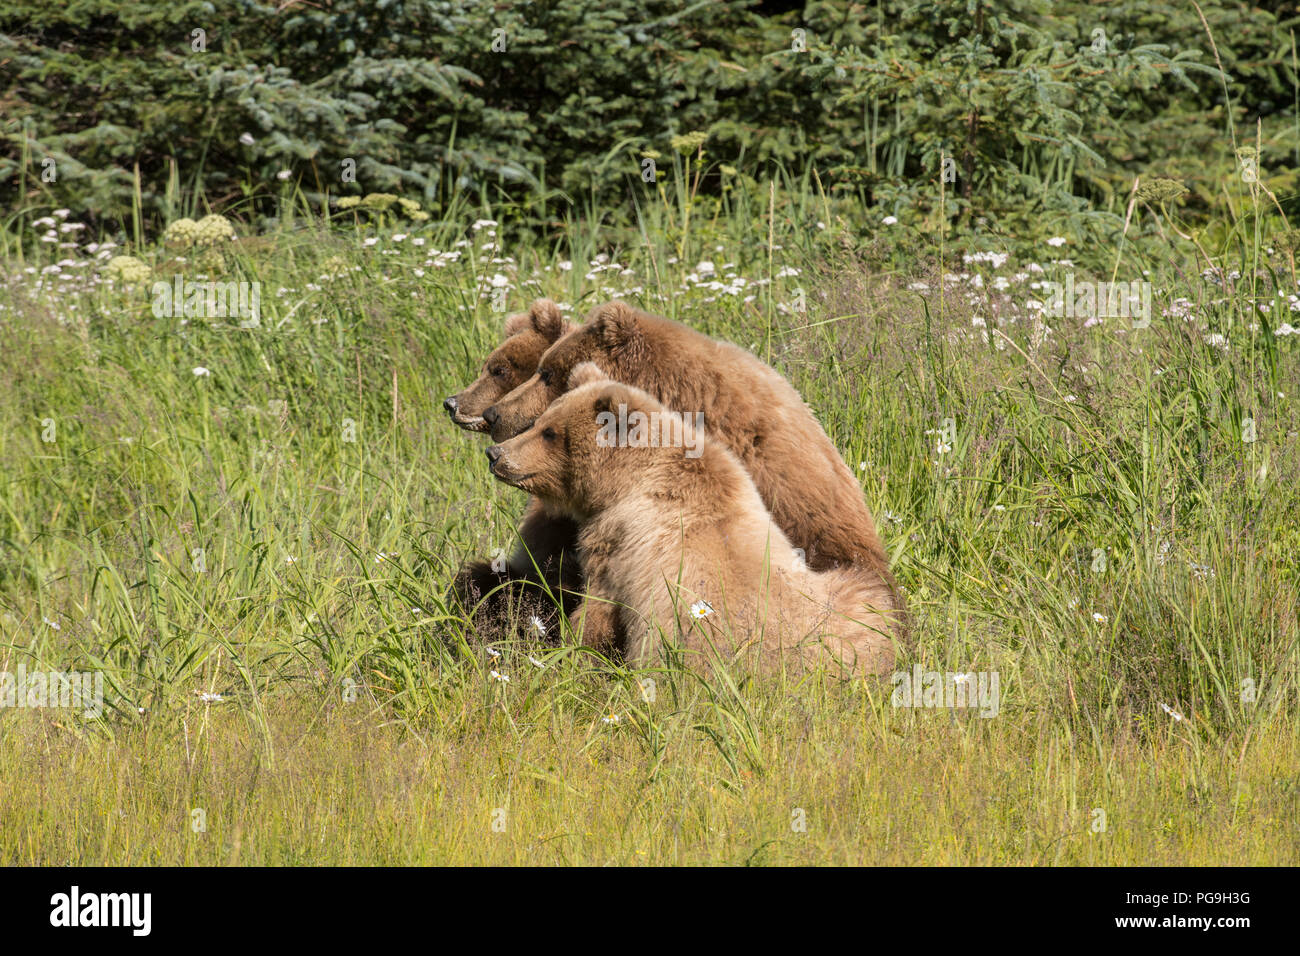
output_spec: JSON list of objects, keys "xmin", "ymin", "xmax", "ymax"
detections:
[
  {"xmin": 443, "ymin": 301, "xmax": 582, "ymax": 634},
  {"xmin": 483, "ymin": 300, "xmax": 906, "ymax": 642},
  {"xmin": 486, "ymin": 364, "xmax": 896, "ymax": 674}
]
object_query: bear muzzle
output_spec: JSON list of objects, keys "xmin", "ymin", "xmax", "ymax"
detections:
[
  {"xmin": 485, "ymin": 443, "xmax": 536, "ymax": 488},
  {"xmin": 484, "ymin": 443, "xmax": 513, "ymax": 481},
  {"xmin": 483, "ymin": 403, "xmax": 528, "ymax": 442},
  {"xmin": 445, "ymin": 393, "xmax": 489, "ymax": 431}
]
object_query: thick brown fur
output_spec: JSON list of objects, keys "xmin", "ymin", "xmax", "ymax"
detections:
[
  {"xmin": 444, "ymin": 300, "xmax": 582, "ymax": 634},
  {"xmin": 444, "ymin": 299, "xmax": 571, "ymax": 432},
  {"xmin": 484, "ymin": 301, "xmax": 907, "ymax": 639},
  {"xmin": 487, "ymin": 365, "xmax": 897, "ymax": 675}
]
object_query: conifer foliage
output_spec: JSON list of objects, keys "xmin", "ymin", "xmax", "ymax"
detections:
[{"xmin": 1, "ymin": 1, "xmax": 1294, "ymax": 233}]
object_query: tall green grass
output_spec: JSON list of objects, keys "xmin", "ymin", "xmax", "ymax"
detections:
[{"xmin": 0, "ymin": 164, "xmax": 1297, "ymax": 864}]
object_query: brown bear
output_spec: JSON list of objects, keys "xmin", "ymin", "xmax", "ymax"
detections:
[
  {"xmin": 443, "ymin": 300, "xmax": 582, "ymax": 633},
  {"xmin": 486, "ymin": 364, "xmax": 896, "ymax": 674},
  {"xmin": 482, "ymin": 300, "xmax": 906, "ymax": 639},
  {"xmin": 444, "ymin": 300, "xmax": 572, "ymax": 434}
]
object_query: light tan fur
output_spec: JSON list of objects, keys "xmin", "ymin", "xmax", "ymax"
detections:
[{"xmin": 487, "ymin": 365, "xmax": 896, "ymax": 675}]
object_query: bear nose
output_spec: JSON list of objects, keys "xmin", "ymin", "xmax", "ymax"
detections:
[
  {"xmin": 443, "ymin": 396, "xmax": 458, "ymax": 415},
  {"xmin": 485, "ymin": 445, "xmax": 502, "ymax": 465},
  {"xmin": 483, "ymin": 406, "xmax": 499, "ymax": 427}
]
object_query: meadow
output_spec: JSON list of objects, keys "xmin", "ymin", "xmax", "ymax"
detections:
[{"xmin": 1, "ymin": 175, "xmax": 1297, "ymax": 865}]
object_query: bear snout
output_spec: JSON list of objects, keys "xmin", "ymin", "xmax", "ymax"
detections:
[
  {"xmin": 485, "ymin": 444, "xmax": 503, "ymax": 466},
  {"xmin": 482, "ymin": 405, "xmax": 500, "ymax": 428},
  {"xmin": 443, "ymin": 395, "xmax": 459, "ymax": 415}
]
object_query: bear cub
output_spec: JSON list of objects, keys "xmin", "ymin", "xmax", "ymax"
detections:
[
  {"xmin": 444, "ymin": 300, "xmax": 582, "ymax": 635},
  {"xmin": 486, "ymin": 363, "xmax": 897, "ymax": 675}
]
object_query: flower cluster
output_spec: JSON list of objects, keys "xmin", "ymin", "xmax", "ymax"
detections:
[
  {"xmin": 163, "ymin": 214, "xmax": 236, "ymax": 249},
  {"xmin": 104, "ymin": 255, "xmax": 151, "ymax": 283},
  {"xmin": 335, "ymin": 193, "xmax": 429, "ymax": 221},
  {"xmin": 1135, "ymin": 178, "xmax": 1188, "ymax": 205},
  {"xmin": 671, "ymin": 131, "xmax": 708, "ymax": 155}
]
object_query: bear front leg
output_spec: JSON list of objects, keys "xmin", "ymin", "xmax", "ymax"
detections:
[
  {"xmin": 449, "ymin": 556, "xmax": 561, "ymax": 644},
  {"xmin": 510, "ymin": 500, "xmax": 583, "ymax": 614},
  {"xmin": 448, "ymin": 501, "xmax": 581, "ymax": 642},
  {"xmin": 449, "ymin": 558, "xmax": 506, "ymax": 613},
  {"xmin": 570, "ymin": 596, "xmax": 619, "ymax": 654}
]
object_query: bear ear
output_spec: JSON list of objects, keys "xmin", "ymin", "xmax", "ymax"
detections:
[
  {"xmin": 503, "ymin": 310, "xmax": 531, "ymax": 338},
  {"xmin": 529, "ymin": 299, "xmax": 568, "ymax": 343},
  {"xmin": 590, "ymin": 302, "xmax": 642, "ymax": 354},
  {"xmin": 568, "ymin": 361, "xmax": 608, "ymax": 390}
]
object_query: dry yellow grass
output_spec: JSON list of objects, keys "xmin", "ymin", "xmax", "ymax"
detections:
[{"xmin": 3, "ymin": 687, "xmax": 1296, "ymax": 866}]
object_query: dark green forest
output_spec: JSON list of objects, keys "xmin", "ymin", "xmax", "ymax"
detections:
[{"xmin": 4, "ymin": 1, "xmax": 1299, "ymax": 253}]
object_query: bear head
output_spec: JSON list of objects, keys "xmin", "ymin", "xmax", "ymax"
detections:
[
  {"xmin": 482, "ymin": 301, "xmax": 649, "ymax": 441},
  {"xmin": 485, "ymin": 362, "xmax": 672, "ymax": 515},
  {"xmin": 443, "ymin": 298, "xmax": 570, "ymax": 431}
]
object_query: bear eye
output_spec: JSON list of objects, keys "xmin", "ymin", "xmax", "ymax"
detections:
[
  {"xmin": 542, "ymin": 426, "xmax": 557, "ymax": 441},
  {"xmin": 491, "ymin": 365, "xmax": 509, "ymax": 378},
  {"xmin": 538, "ymin": 368, "xmax": 552, "ymax": 386}
]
